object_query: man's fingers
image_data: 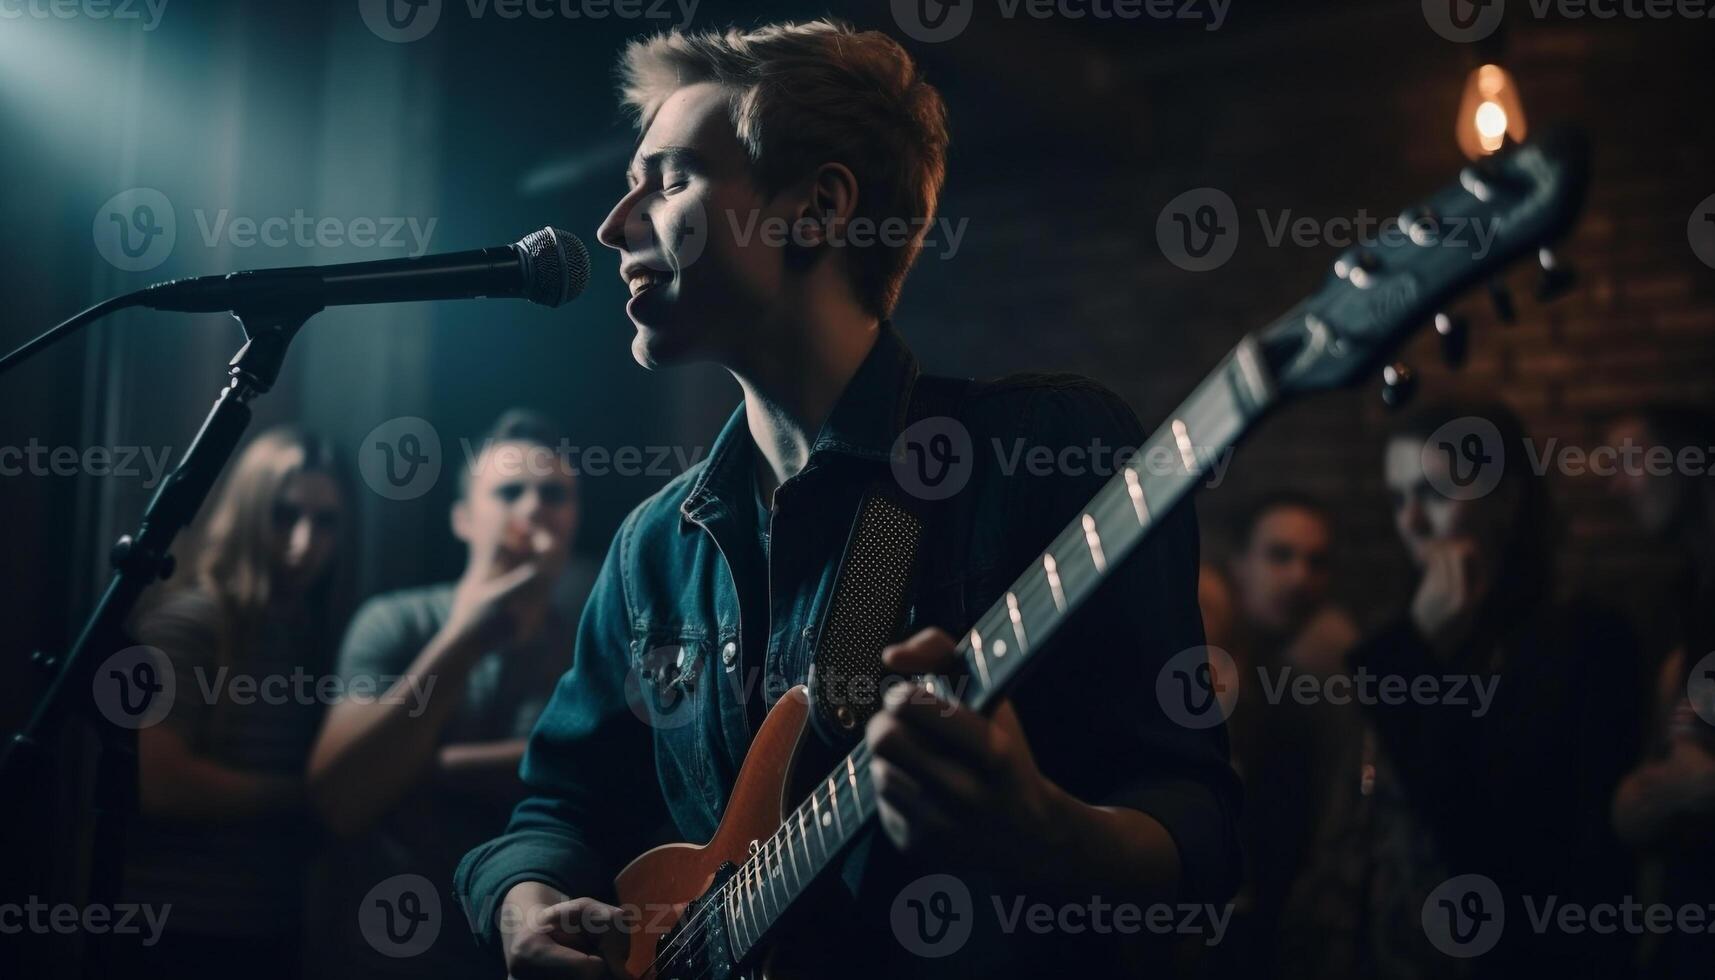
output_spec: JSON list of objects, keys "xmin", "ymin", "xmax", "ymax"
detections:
[
  {"xmin": 509, "ymin": 940, "xmax": 612, "ymax": 980},
  {"xmin": 872, "ymin": 757, "xmax": 958, "ymax": 852},
  {"xmin": 535, "ymin": 898, "xmax": 624, "ymax": 948},
  {"xmin": 1442, "ymin": 537, "xmax": 1481, "ymax": 597},
  {"xmin": 880, "ymin": 627, "xmax": 982, "ymax": 751},
  {"xmin": 880, "ymin": 627, "xmax": 960, "ymax": 675},
  {"xmin": 531, "ymin": 526, "xmax": 555, "ymax": 556},
  {"xmin": 867, "ymin": 710, "xmax": 989, "ymax": 808},
  {"xmin": 878, "ymin": 683, "xmax": 994, "ymax": 770},
  {"xmin": 509, "ymin": 898, "xmax": 635, "ymax": 979},
  {"xmin": 1428, "ymin": 545, "xmax": 1456, "ymax": 592},
  {"xmin": 1442, "ymin": 547, "xmax": 1465, "ymax": 598},
  {"xmin": 489, "ymin": 560, "xmax": 544, "ymax": 601}
]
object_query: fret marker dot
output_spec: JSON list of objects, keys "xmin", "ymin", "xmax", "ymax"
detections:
[{"xmin": 1172, "ymin": 419, "xmax": 1197, "ymax": 472}]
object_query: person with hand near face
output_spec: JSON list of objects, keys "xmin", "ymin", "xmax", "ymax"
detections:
[
  {"xmin": 1281, "ymin": 401, "xmax": 1647, "ymax": 980},
  {"xmin": 307, "ymin": 410, "xmax": 596, "ymax": 980}
]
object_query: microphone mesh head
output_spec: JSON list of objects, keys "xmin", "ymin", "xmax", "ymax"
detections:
[{"xmin": 518, "ymin": 227, "xmax": 591, "ymax": 308}]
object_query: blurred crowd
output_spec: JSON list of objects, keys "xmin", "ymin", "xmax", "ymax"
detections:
[
  {"xmin": 1199, "ymin": 400, "xmax": 1714, "ymax": 980},
  {"xmin": 93, "ymin": 398, "xmax": 1715, "ymax": 980}
]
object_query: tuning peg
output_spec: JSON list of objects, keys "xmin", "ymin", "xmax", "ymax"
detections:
[
  {"xmin": 1487, "ymin": 280, "xmax": 1516, "ymax": 324},
  {"xmin": 1381, "ymin": 362, "xmax": 1417, "ymax": 410},
  {"xmin": 1534, "ymin": 247, "xmax": 1577, "ymax": 301},
  {"xmin": 1434, "ymin": 313, "xmax": 1469, "ymax": 368}
]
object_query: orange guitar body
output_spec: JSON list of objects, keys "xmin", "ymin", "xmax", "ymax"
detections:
[{"xmin": 614, "ymin": 686, "xmax": 819, "ymax": 980}]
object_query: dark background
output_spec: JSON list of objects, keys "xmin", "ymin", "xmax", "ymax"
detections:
[{"xmin": 0, "ymin": 0, "xmax": 1711, "ymax": 963}]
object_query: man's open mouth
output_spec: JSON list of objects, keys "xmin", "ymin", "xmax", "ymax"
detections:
[{"xmin": 627, "ymin": 272, "xmax": 670, "ymax": 297}]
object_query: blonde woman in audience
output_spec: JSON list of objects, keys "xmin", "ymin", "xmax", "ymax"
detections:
[{"xmin": 101, "ymin": 427, "xmax": 350, "ymax": 980}]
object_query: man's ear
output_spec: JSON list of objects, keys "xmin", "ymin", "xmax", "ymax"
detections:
[{"xmin": 793, "ymin": 162, "xmax": 860, "ymax": 246}]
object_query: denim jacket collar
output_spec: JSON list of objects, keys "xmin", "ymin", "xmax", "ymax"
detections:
[{"xmin": 680, "ymin": 320, "xmax": 919, "ymax": 525}]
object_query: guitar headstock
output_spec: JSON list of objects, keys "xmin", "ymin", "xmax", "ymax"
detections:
[{"xmin": 1260, "ymin": 127, "xmax": 1590, "ymax": 399}]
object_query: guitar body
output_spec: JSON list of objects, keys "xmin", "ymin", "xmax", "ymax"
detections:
[{"xmin": 615, "ymin": 686, "xmax": 823, "ymax": 980}]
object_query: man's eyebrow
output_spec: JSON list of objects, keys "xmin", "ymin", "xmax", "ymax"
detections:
[{"xmin": 626, "ymin": 145, "xmax": 703, "ymax": 185}]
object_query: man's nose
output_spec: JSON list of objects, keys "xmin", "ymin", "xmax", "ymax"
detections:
[{"xmin": 597, "ymin": 188, "xmax": 643, "ymax": 251}]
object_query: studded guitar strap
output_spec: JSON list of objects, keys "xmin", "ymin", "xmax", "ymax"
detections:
[{"xmin": 806, "ymin": 372, "xmax": 971, "ymax": 747}]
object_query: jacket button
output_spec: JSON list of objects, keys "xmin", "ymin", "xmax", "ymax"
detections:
[{"xmin": 722, "ymin": 641, "xmax": 738, "ymax": 667}]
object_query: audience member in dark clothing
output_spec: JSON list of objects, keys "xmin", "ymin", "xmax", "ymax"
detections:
[
  {"xmin": 1282, "ymin": 401, "xmax": 1646, "ymax": 980},
  {"xmin": 1198, "ymin": 492, "xmax": 1357, "ymax": 979},
  {"xmin": 1607, "ymin": 404, "xmax": 1715, "ymax": 980}
]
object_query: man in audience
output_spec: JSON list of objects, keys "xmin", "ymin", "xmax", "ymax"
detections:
[
  {"xmin": 1607, "ymin": 404, "xmax": 1715, "ymax": 980},
  {"xmin": 1199, "ymin": 492, "xmax": 1357, "ymax": 979},
  {"xmin": 306, "ymin": 410, "xmax": 597, "ymax": 979},
  {"xmin": 1203, "ymin": 491, "xmax": 1359, "ymax": 675}
]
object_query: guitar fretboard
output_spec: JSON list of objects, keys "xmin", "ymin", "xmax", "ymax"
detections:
[{"xmin": 720, "ymin": 333, "xmax": 1277, "ymax": 961}]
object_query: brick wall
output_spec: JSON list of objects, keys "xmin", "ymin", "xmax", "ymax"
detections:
[{"xmin": 890, "ymin": 2, "xmax": 1715, "ymax": 643}]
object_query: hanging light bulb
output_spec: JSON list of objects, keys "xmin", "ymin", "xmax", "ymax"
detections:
[{"xmin": 1456, "ymin": 63, "xmax": 1528, "ymax": 160}]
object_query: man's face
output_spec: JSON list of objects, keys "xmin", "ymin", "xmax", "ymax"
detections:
[
  {"xmin": 596, "ymin": 81, "xmax": 798, "ymax": 368},
  {"xmin": 1229, "ymin": 506, "xmax": 1333, "ymax": 637},
  {"xmin": 453, "ymin": 440, "xmax": 579, "ymax": 573}
]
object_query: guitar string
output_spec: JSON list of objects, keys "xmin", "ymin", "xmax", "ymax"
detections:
[
  {"xmin": 642, "ymin": 742, "xmax": 879, "ymax": 979},
  {"xmin": 643, "ymin": 740, "xmax": 878, "ymax": 977}
]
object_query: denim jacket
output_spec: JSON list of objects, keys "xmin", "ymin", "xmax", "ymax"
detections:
[{"xmin": 455, "ymin": 322, "xmax": 1241, "ymax": 964}]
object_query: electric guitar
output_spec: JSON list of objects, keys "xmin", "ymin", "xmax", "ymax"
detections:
[{"xmin": 611, "ymin": 129, "xmax": 1591, "ymax": 979}]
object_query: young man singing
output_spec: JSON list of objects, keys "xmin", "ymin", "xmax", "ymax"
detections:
[{"xmin": 455, "ymin": 20, "xmax": 1240, "ymax": 978}]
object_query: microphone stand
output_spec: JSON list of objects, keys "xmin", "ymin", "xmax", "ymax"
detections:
[{"xmin": 1, "ymin": 299, "xmax": 322, "ymax": 976}]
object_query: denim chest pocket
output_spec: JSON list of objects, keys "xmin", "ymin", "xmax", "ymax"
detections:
[{"xmin": 628, "ymin": 626, "xmax": 722, "ymax": 826}]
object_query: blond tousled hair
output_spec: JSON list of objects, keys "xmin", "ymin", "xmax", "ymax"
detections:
[{"xmin": 617, "ymin": 19, "xmax": 949, "ymax": 318}]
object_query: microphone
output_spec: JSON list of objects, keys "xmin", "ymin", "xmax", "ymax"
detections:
[{"xmin": 138, "ymin": 227, "xmax": 590, "ymax": 313}]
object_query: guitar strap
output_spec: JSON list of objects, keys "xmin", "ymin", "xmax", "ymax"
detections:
[{"xmin": 806, "ymin": 372, "xmax": 971, "ymax": 747}]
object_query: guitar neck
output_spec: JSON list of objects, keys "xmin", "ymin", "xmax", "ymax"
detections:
[{"xmin": 721, "ymin": 325, "xmax": 1285, "ymax": 961}]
